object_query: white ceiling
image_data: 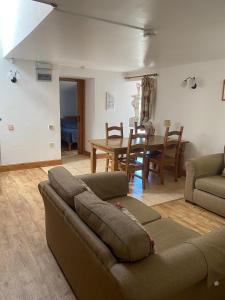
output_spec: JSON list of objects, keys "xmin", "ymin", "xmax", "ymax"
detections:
[{"xmin": 6, "ymin": 0, "xmax": 225, "ymax": 72}]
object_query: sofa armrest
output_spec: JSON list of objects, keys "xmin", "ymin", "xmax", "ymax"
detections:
[
  {"xmin": 111, "ymin": 242, "xmax": 207, "ymax": 300},
  {"xmin": 185, "ymin": 153, "xmax": 224, "ymax": 202},
  {"xmin": 186, "ymin": 226, "xmax": 225, "ymax": 287},
  {"xmin": 76, "ymin": 171, "xmax": 129, "ymax": 200}
]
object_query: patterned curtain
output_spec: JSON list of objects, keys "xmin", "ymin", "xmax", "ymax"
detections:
[{"xmin": 140, "ymin": 76, "xmax": 156, "ymax": 123}]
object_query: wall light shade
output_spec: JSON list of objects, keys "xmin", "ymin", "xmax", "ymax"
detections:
[
  {"xmin": 164, "ymin": 120, "xmax": 171, "ymax": 127},
  {"xmin": 181, "ymin": 76, "xmax": 197, "ymax": 89}
]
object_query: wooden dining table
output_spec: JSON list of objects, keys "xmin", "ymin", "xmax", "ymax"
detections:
[{"xmin": 89, "ymin": 135, "xmax": 188, "ymax": 175}]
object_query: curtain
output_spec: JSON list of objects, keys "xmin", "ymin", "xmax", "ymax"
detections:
[{"xmin": 140, "ymin": 76, "xmax": 156, "ymax": 123}]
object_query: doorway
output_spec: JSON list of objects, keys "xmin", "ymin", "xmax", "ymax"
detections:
[{"xmin": 59, "ymin": 78, "xmax": 85, "ymax": 158}]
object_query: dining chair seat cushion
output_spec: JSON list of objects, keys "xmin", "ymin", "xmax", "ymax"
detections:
[
  {"xmin": 119, "ymin": 159, "xmax": 143, "ymax": 170},
  {"xmin": 74, "ymin": 191, "xmax": 153, "ymax": 262}
]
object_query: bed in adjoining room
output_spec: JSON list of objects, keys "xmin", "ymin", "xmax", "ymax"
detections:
[{"xmin": 60, "ymin": 117, "xmax": 78, "ymax": 151}]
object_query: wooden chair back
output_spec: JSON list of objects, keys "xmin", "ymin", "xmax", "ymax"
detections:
[
  {"xmin": 105, "ymin": 122, "xmax": 123, "ymax": 139},
  {"xmin": 163, "ymin": 126, "xmax": 184, "ymax": 159},
  {"xmin": 126, "ymin": 129, "xmax": 149, "ymax": 168},
  {"xmin": 134, "ymin": 121, "xmax": 155, "ymax": 136}
]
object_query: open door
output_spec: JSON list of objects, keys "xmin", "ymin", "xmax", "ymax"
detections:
[{"xmin": 59, "ymin": 78, "xmax": 85, "ymax": 155}]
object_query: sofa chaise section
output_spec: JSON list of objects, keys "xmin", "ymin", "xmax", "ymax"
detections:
[{"xmin": 39, "ymin": 167, "xmax": 225, "ymax": 300}]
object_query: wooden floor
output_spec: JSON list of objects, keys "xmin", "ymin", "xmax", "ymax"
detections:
[{"xmin": 0, "ymin": 168, "xmax": 225, "ymax": 299}]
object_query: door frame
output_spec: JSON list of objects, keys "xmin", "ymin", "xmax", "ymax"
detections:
[{"xmin": 59, "ymin": 77, "xmax": 85, "ymax": 154}]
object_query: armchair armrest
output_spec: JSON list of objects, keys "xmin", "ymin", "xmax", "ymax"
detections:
[
  {"xmin": 76, "ymin": 171, "xmax": 129, "ymax": 200},
  {"xmin": 111, "ymin": 243, "xmax": 207, "ymax": 300},
  {"xmin": 185, "ymin": 153, "xmax": 224, "ymax": 202}
]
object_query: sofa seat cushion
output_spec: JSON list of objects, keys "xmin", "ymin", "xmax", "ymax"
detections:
[
  {"xmin": 48, "ymin": 166, "xmax": 87, "ymax": 208},
  {"xmin": 107, "ymin": 196, "xmax": 161, "ymax": 225},
  {"xmin": 75, "ymin": 191, "xmax": 153, "ymax": 262},
  {"xmin": 144, "ymin": 218, "xmax": 200, "ymax": 253},
  {"xmin": 195, "ymin": 176, "xmax": 225, "ymax": 199}
]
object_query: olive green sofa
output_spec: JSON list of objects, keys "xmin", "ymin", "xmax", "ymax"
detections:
[
  {"xmin": 185, "ymin": 153, "xmax": 225, "ymax": 217},
  {"xmin": 39, "ymin": 167, "xmax": 225, "ymax": 300}
]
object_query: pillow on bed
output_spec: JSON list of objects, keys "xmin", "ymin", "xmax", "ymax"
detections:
[{"xmin": 61, "ymin": 118, "xmax": 77, "ymax": 129}]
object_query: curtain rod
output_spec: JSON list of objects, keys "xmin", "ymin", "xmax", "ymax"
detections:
[{"xmin": 124, "ymin": 73, "xmax": 159, "ymax": 80}]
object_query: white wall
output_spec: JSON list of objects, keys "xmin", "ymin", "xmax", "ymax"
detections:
[
  {"xmin": 0, "ymin": 57, "xmax": 135, "ymax": 165},
  {"xmin": 152, "ymin": 59, "xmax": 225, "ymax": 160},
  {"xmin": 0, "ymin": 51, "xmax": 61, "ymax": 165}
]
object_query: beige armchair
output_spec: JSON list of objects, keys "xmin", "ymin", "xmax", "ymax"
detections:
[{"xmin": 185, "ymin": 153, "xmax": 225, "ymax": 217}]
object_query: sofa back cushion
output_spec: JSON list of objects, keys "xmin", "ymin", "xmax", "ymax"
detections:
[
  {"xmin": 48, "ymin": 167, "xmax": 86, "ymax": 208},
  {"xmin": 75, "ymin": 191, "xmax": 153, "ymax": 262}
]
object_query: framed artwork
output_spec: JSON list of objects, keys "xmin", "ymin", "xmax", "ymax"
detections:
[
  {"xmin": 106, "ymin": 92, "xmax": 115, "ymax": 111},
  {"xmin": 222, "ymin": 80, "xmax": 225, "ymax": 101}
]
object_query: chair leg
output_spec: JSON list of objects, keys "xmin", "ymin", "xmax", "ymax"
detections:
[
  {"xmin": 142, "ymin": 176, "xmax": 146, "ymax": 189},
  {"xmin": 105, "ymin": 158, "xmax": 109, "ymax": 172},
  {"xmin": 174, "ymin": 163, "xmax": 178, "ymax": 182},
  {"xmin": 159, "ymin": 165, "xmax": 164, "ymax": 185}
]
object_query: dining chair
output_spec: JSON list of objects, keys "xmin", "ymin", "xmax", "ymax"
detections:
[
  {"xmin": 147, "ymin": 126, "xmax": 184, "ymax": 184},
  {"xmin": 134, "ymin": 121, "xmax": 155, "ymax": 136},
  {"xmin": 105, "ymin": 122, "xmax": 124, "ymax": 171},
  {"xmin": 118, "ymin": 129, "xmax": 149, "ymax": 189}
]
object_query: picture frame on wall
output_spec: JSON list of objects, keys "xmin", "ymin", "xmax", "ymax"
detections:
[
  {"xmin": 222, "ymin": 80, "xmax": 225, "ymax": 101},
  {"xmin": 106, "ymin": 92, "xmax": 115, "ymax": 112}
]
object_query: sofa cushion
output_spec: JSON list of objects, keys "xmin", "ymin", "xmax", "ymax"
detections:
[
  {"xmin": 48, "ymin": 167, "xmax": 87, "ymax": 208},
  {"xmin": 107, "ymin": 196, "xmax": 161, "ymax": 225},
  {"xmin": 77, "ymin": 171, "xmax": 129, "ymax": 200},
  {"xmin": 75, "ymin": 191, "xmax": 153, "ymax": 262},
  {"xmin": 144, "ymin": 218, "xmax": 200, "ymax": 253},
  {"xmin": 195, "ymin": 175, "xmax": 225, "ymax": 199}
]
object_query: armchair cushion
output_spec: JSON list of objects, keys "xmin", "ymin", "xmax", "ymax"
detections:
[
  {"xmin": 75, "ymin": 191, "xmax": 153, "ymax": 262},
  {"xmin": 195, "ymin": 176, "xmax": 225, "ymax": 199}
]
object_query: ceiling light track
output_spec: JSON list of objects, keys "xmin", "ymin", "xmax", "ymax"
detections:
[{"xmin": 33, "ymin": 0, "xmax": 156, "ymax": 34}]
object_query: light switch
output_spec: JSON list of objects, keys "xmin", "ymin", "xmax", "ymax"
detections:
[
  {"xmin": 49, "ymin": 142, "xmax": 55, "ymax": 147},
  {"xmin": 8, "ymin": 124, "xmax": 15, "ymax": 131}
]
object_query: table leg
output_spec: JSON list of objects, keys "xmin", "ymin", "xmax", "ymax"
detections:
[
  {"xmin": 111, "ymin": 152, "xmax": 119, "ymax": 171},
  {"xmin": 91, "ymin": 145, "xmax": 97, "ymax": 173}
]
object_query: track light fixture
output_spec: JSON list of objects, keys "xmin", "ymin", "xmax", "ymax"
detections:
[{"xmin": 181, "ymin": 77, "xmax": 197, "ymax": 89}]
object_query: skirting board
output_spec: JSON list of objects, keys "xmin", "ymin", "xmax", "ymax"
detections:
[{"xmin": 0, "ymin": 159, "xmax": 62, "ymax": 172}]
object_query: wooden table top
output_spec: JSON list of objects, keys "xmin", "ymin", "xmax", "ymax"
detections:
[{"xmin": 90, "ymin": 136, "xmax": 188, "ymax": 151}]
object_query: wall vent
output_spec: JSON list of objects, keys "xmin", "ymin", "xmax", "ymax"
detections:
[{"xmin": 36, "ymin": 62, "xmax": 52, "ymax": 81}]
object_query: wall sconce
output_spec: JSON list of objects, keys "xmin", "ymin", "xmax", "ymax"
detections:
[
  {"xmin": 181, "ymin": 77, "xmax": 197, "ymax": 89},
  {"xmin": 8, "ymin": 70, "xmax": 21, "ymax": 83}
]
